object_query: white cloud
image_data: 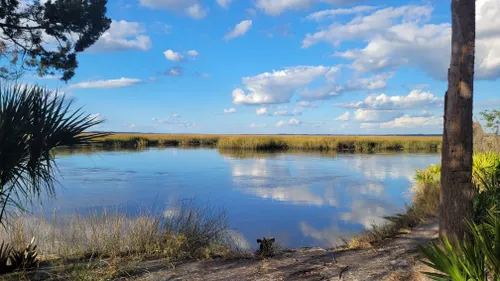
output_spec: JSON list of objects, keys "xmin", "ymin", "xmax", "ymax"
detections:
[
  {"xmin": 297, "ymin": 72, "xmax": 390, "ymax": 100},
  {"xmin": 346, "ymin": 73, "xmax": 393, "ymax": 91},
  {"xmin": 68, "ymin": 78, "xmax": 142, "ymax": 89},
  {"xmin": 164, "ymin": 49, "xmax": 184, "ymax": 61},
  {"xmin": 379, "ymin": 115, "xmax": 442, "ymax": 128},
  {"xmin": 232, "ymin": 66, "xmax": 335, "ymax": 105},
  {"xmin": 172, "ymin": 113, "xmax": 181, "ymax": 117},
  {"xmin": 337, "ymin": 89, "xmax": 442, "ymax": 110},
  {"xmin": 250, "ymin": 123, "xmax": 267, "ymax": 128},
  {"xmin": 224, "ymin": 108, "xmax": 237, "ymax": 114},
  {"xmin": 187, "ymin": 50, "xmax": 199, "ymax": 56},
  {"xmin": 276, "ymin": 120, "xmax": 286, "ymax": 127},
  {"xmin": 306, "ymin": 6, "xmax": 376, "ymax": 21},
  {"xmin": 224, "ymin": 20, "xmax": 253, "ymax": 40},
  {"xmin": 186, "ymin": 3, "xmax": 208, "ymax": 19},
  {"xmin": 139, "ymin": 0, "xmax": 208, "ymax": 19},
  {"xmin": 88, "ymin": 20, "xmax": 152, "ymax": 52},
  {"xmin": 217, "ymin": 0, "xmax": 233, "ymax": 9},
  {"xmin": 335, "ymin": 111, "xmax": 350, "ymax": 121},
  {"xmin": 354, "ymin": 109, "xmax": 402, "ymax": 122},
  {"xmin": 255, "ymin": 0, "xmax": 367, "ymax": 16},
  {"xmin": 289, "ymin": 118, "xmax": 302, "ymax": 125},
  {"xmin": 304, "ymin": 2, "xmax": 500, "ymax": 80},
  {"xmin": 256, "ymin": 107, "xmax": 268, "ymax": 116}
]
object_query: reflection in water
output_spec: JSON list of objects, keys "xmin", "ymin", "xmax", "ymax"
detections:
[{"xmin": 49, "ymin": 148, "xmax": 439, "ymax": 248}]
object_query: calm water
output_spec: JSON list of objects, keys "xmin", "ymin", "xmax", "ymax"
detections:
[{"xmin": 47, "ymin": 148, "xmax": 439, "ymax": 248}]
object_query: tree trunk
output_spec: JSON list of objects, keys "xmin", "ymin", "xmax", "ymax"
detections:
[{"xmin": 439, "ymin": 0, "xmax": 476, "ymax": 240}]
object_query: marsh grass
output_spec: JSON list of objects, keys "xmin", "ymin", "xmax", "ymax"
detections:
[
  {"xmin": 0, "ymin": 203, "xmax": 232, "ymax": 264},
  {"xmin": 92, "ymin": 134, "xmax": 442, "ymax": 152}
]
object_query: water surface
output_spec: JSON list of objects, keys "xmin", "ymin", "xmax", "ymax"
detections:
[{"xmin": 48, "ymin": 148, "xmax": 439, "ymax": 248}]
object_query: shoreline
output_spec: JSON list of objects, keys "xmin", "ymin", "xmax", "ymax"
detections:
[{"xmin": 88, "ymin": 134, "xmax": 442, "ymax": 152}]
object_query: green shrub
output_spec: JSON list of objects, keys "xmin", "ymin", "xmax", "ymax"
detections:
[{"xmin": 421, "ymin": 210, "xmax": 500, "ymax": 281}]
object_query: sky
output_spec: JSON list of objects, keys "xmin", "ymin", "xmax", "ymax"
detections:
[{"xmin": 23, "ymin": 0, "xmax": 500, "ymax": 135}]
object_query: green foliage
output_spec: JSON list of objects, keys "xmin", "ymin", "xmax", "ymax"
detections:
[
  {"xmin": 421, "ymin": 210, "xmax": 500, "ymax": 281},
  {"xmin": 0, "ymin": 0, "xmax": 111, "ymax": 81},
  {"xmin": 480, "ymin": 109, "xmax": 500, "ymax": 135},
  {"xmin": 0, "ymin": 84, "xmax": 105, "ymax": 224}
]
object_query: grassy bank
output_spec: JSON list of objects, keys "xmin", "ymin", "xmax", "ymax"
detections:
[
  {"xmin": 0, "ymin": 203, "xmax": 239, "ymax": 280},
  {"xmin": 348, "ymin": 151, "xmax": 500, "ymax": 249},
  {"xmin": 93, "ymin": 134, "xmax": 442, "ymax": 152}
]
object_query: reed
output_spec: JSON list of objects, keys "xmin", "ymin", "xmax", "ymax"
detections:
[{"xmin": 92, "ymin": 134, "xmax": 442, "ymax": 152}]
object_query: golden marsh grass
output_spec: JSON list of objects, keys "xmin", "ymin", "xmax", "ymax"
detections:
[{"xmin": 93, "ymin": 133, "xmax": 442, "ymax": 152}]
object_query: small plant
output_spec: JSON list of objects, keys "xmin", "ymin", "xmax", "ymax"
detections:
[
  {"xmin": 421, "ymin": 210, "xmax": 500, "ymax": 281},
  {"xmin": 0, "ymin": 241, "xmax": 12, "ymax": 274},
  {"xmin": 10, "ymin": 237, "xmax": 38, "ymax": 270},
  {"xmin": 256, "ymin": 237, "xmax": 280, "ymax": 258}
]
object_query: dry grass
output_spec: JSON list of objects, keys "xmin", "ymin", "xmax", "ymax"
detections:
[
  {"xmin": 0, "ymin": 204, "xmax": 232, "ymax": 263},
  {"xmin": 346, "ymin": 206, "xmax": 428, "ymax": 249},
  {"xmin": 91, "ymin": 133, "xmax": 442, "ymax": 152}
]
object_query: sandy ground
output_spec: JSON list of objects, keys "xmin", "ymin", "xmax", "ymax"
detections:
[{"xmin": 123, "ymin": 218, "xmax": 438, "ymax": 281}]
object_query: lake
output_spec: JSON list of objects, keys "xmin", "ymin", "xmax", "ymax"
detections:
[{"xmin": 47, "ymin": 148, "xmax": 440, "ymax": 248}]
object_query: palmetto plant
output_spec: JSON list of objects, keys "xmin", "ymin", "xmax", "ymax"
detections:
[
  {"xmin": 0, "ymin": 84, "xmax": 105, "ymax": 225},
  {"xmin": 421, "ymin": 210, "xmax": 500, "ymax": 281}
]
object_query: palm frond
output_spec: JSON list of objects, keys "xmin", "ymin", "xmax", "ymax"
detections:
[{"xmin": 0, "ymin": 83, "xmax": 105, "ymax": 225}]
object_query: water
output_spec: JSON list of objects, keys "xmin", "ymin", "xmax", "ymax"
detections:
[{"xmin": 48, "ymin": 148, "xmax": 439, "ymax": 248}]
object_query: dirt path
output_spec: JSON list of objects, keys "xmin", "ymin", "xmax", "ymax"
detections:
[{"xmin": 128, "ymin": 218, "xmax": 438, "ymax": 281}]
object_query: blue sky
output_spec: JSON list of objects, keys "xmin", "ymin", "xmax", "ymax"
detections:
[{"xmin": 25, "ymin": 0, "xmax": 500, "ymax": 134}]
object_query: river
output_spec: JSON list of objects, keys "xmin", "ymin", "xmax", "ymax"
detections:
[{"xmin": 47, "ymin": 148, "xmax": 439, "ymax": 248}]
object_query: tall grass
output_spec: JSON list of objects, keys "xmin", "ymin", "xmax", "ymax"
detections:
[
  {"xmin": 92, "ymin": 134, "xmax": 442, "ymax": 152},
  {"xmin": 0, "ymin": 203, "xmax": 231, "ymax": 262}
]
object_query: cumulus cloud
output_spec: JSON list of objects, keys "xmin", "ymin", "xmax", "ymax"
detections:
[
  {"xmin": 87, "ymin": 20, "xmax": 152, "ymax": 52},
  {"xmin": 336, "ymin": 89, "xmax": 443, "ymax": 110},
  {"xmin": 256, "ymin": 0, "xmax": 367, "ymax": 16},
  {"xmin": 164, "ymin": 49, "xmax": 184, "ymax": 61},
  {"xmin": 304, "ymin": 2, "xmax": 500, "ymax": 80},
  {"xmin": 68, "ymin": 78, "xmax": 142, "ymax": 89},
  {"xmin": 224, "ymin": 108, "xmax": 237, "ymax": 114},
  {"xmin": 139, "ymin": 0, "xmax": 208, "ymax": 19},
  {"xmin": 256, "ymin": 107, "xmax": 268, "ymax": 116},
  {"xmin": 335, "ymin": 111, "xmax": 350, "ymax": 121},
  {"xmin": 224, "ymin": 20, "xmax": 253, "ymax": 40},
  {"xmin": 346, "ymin": 73, "xmax": 393, "ymax": 91},
  {"xmin": 288, "ymin": 118, "xmax": 302, "ymax": 125},
  {"xmin": 232, "ymin": 66, "xmax": 336, "ymax": 105},
  {"xmin": 306, "ymin": 6, "xmax": 376, "ymax": 21},
  {"xmin": 379, "ymin": 115, "xmax": 442, "ymax": 128},
  {"xmin": 217, "ymin": 0, "xmax": 233, "ymax": 9},
  {"xmin": 354, "ymin": 109, "xmax": 403, "ymax": 122},
  {"xmin": 276, "ymin": 120, "xmax": 286, "ymax": 127}
]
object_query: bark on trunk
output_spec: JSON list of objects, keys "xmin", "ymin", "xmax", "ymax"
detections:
[{"xmin": 439, "ymin": 0, "xmax": 476, "ymax": 240}]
